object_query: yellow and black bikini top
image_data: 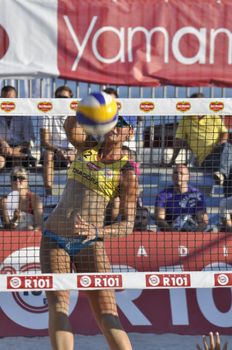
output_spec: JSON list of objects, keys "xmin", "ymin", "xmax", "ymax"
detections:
[{"xmin": 68, "ymin": 145, "xmax": 131, "ymax": 200}]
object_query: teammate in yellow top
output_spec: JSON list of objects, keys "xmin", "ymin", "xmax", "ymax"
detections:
[
  {"xmin": 170, "ymin": 93, "xmax": 231, "ymax": 191},
  {"xmin": 40, "ymin": 109, "xmax": 138, "ymax": 350}
]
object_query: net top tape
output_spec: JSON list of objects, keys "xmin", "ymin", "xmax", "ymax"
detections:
[
  {"xmin": 1, "ymin": 271, "xmax": 231, "ymax": 291},
  {"xmin": 0, "ymin": 98, "xmax": 230, "ymax": 116}
]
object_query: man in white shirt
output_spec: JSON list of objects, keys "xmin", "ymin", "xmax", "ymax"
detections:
[
  {"xmin": 0, "ymin": 86, "xmax": 35, "ymax": 169},
  {"xmin": 40, "ymin": 85, "xmax": 76, "ymax": 196}
]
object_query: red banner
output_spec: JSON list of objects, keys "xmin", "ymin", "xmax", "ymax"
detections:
[
  {"xmin": 0, "ymin": 0, "xmax": 232, "ymax": 86},
  {"xmin": 57, "ymin": 0, "xmax": 232, "ymax": 86},
  {"xmin": 0, "ymin": 230, "xmax": 232, "ymax": 336}
]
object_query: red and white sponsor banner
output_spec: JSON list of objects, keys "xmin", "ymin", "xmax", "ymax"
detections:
[
  {"xmin": 0, "ymin": 230, "xmax": 232, "ymax": 336},
  {"xmin": 1, "ymin": 0, "xmax": 232, "ymax": 86},
  {"xmin": 0, "ymin": 98, "xmax": 231, "ymax": 116}
]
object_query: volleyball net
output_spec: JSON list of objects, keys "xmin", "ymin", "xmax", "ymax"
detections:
[{"xmin": 0, "ymin": 97, "xmax": 232, "ymax": 291}]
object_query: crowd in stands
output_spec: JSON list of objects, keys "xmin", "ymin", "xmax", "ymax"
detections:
[{"xmin": 0, "ymin": 86, "xmax": 232, "ymax": 233}]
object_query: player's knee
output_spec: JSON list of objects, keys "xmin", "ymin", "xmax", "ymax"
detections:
[{"xmin": 100, "ymin": 314, "xmax": 123, "ymax": 332}]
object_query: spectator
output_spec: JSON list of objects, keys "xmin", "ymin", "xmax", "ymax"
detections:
[
  {"xmin": 40, "ymin": 85, "xmax": 76, "ymax": 196},
  {"xmin": 169, "ymin": 92, "xmax": 230, "ymax": 190},
  {"xmin": 196, "ymin": 331, "xmax": 228, "ymax": 350},
  {"xmin": 155, "ymin": 164, "xmax": 208, "ymax": 231},
  {"xmin": 0, "ymin": 85, "xmax": 36, "ymax": 169},
  {"xmin": 102, "ymin": 87, "xmax": 119, "ymax": 98},
  {"xmin": 0, "ymin": 166, "xmax": 43, "ymax": 230}
]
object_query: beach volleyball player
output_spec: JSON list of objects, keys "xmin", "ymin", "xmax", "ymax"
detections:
[{"xmin": 40, "ymin": 92, "xmax": 138, "ymax": 350}]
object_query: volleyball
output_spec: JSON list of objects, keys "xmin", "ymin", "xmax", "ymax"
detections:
[{"xmin": 76, "ymin": 92, "xmax": 118, "ymax": 136}]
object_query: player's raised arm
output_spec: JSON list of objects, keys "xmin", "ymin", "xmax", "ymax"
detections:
[{"xmin": 64, "ymin": 115, "xmax": 87, "ymax": 148}]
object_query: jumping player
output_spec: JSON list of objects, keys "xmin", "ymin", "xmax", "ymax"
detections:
[{"xmin": 40, "ymin": 103, "xmax": 138, "ymax": 349}]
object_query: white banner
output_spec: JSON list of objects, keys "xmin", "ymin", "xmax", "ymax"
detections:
[
  {"xmin": 0, "ymin": 0, "xmax": 58, "ymax": 78},
  {"xmin": 0, "ymin": 1, "xmax": 232, "ymax": 86},
  {"xmin": 0, "ymin": 98, "xmax": 230, "ymax": 116}
]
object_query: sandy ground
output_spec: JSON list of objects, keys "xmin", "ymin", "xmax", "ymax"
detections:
[{"xmin": 0, "ymin": 333, "xmax": 232, "ymax": 350}]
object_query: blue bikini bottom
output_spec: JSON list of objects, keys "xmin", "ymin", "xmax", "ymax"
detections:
[{"xmin": 43, "ymin": 230, "xmax": 102, "ymax": 257}]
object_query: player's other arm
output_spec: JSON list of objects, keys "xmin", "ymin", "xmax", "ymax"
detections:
[
  {"xmin": 103, "ymin": 169, "xmax": 138, "ymax": 237},
  {"xmin": 64, "ymin": 115, "xmax": 98, "ymax": 150},
  {"xmin": 64, "ymin": 115, "xmax": 87, "ymax": 148}
]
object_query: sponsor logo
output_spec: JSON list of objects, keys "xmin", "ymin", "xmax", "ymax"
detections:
[
  {"xmin": 61, "ymin": 15, "xmax": 232, "ymax": 72},
  {"xmin": 140, "ymin": 101, "xmax": 155, "ymax": 112},
  {"xmin": 117, "ymin": 101, "xmax": 122, "ymax": 111},
  {"xmin": 72, "ymin": 167, "xmax": 98, "ymax": 185},
  {"xmin": 209, "ymin": 101, "xmax": 224, "ymax": 112},
  {"xmin": 214, "ymin": 273, "xmax": 232, "ymax": 286},
  {"xmin": 176, "ymin": 101, "xmax": 191, "ymax": 112},
  {"xmin": 37, "ymin": 101, "xmax": 53, "ymax": 112},
  {"xmin": 7, "ymin": 275, "xmax": 53, "ymax": 290},
  {"xmin": 79, "ymin": 276, "xmax": 92, "ymax": 288},
  {"xmin": 0, "ymin": 101, "xmax": 16, "ymax": 112},
  {"xmin": 77, "ymin": 274, "xmax": 123, "ymax": 289},
  {"xmin": 146, "ymin": 273, "xmax": 191, "ymax": 288},
  {"xmin": 70, "ymin": 100, "xmax": 78, "ymax": 111},
  {"xmin": 87, "ymin": 162, "xmax": 101, "ymax": 171},
  {"xmin": 104, "ymin": 168, "xmax": 113, "ymax": 178}
]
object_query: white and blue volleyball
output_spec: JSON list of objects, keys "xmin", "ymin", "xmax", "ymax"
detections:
[{"xmin": 76, "ymin": 92, "xmax": 118, "ymax": 136}]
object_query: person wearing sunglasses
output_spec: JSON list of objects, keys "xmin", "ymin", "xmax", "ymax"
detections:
[
  {"xmin": 40, "ymin": 99, "xmax": 138, "ymax": 350},
  {"xmin": 40, "ymin": 85, "xmax": 76, "ymax": 197},
  {"xmin": 0, "ymin": 166, "xmax": 43, "ymax": 230}
]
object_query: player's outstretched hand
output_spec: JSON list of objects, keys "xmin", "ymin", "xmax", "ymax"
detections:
[
  {"xmin": 74, "ymin": 214, "xmax": 98, "ymax": 242},
  {"xmin": 196, "ymin": 332, "xmax": 228, "ymax": 350}
]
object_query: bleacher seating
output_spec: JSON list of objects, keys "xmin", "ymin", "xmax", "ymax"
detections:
[
  {"xmin": 0, "ymin": 165, "xmax": 223, "ymax": 230},
  {"xmin": 140, "ymin": 167, "xmax": 223, "ymax": 228}
]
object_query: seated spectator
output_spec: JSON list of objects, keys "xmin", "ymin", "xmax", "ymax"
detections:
[
  {"xmin": 0, "ymin": 85, "xmax": 36, "ymax": 169},
  {"xmin": 169, "ymin": 92, "xmax": 231, "ymax": 193},
  {"xmin": 40, "ymin": 85, "xmax": 76, "ymax": 196},
  {"xmin": 155, "ymin": 164, "xmax": 208, "ymax": 231},
  {"xmin": 219, "ymin": 196, "xmax": 232, "ymax": 232},
  {"xmin": 133, "ymin": 203, "xmax": 151, "ymax": 231},
  {"xmin": 0, "ymin": 166, "xmax": 43, "ymax": 230}
]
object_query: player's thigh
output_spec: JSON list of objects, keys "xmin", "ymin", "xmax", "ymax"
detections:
[
  {"xmin": 74, "ymin": 241, "xmax": 110, "ymax": 273},
  {"xmin": 40, "ymin": 235, "xmax": 71, "ymax": 273},
  {"xmin": 40, "ymin": 236, "xmax": 71, "ymax": 313},
  {"xmin": 75, "ymin": 242, "xmax": 118, "ymax": 315},
  {"xmin": 85, "ymin": 289, "xmax": 118, "ymax": 317}
]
